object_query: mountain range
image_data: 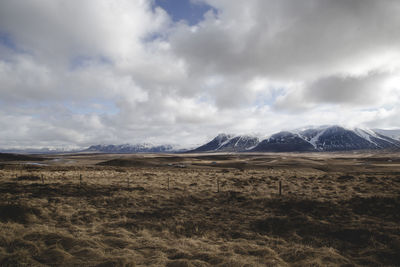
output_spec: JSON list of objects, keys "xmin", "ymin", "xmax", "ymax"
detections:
[
  {"xmin": 1, "ymin": 125, "xmax": 400, "ymax": 154},
  {"xmin": 85, "ymin": 144, "xmax": 177, "ymax": 153},
  {"xmin": 188, "ymin": 126, "xmax": 400, "ymax": 153}
]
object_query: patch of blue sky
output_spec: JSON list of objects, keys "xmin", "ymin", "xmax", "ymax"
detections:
[
  {"xmin": 0, "ymin": 31, "xmax": 19, "ymax": 52},
  {"xmin": 254, "ymin": 87, "xmax": 286, "ymax": 107},
  {"xmin": 69, "ymin": 55, "xmax": 112, "ymax": 71},
  {"xmin": 0, "ymin": 31, "xmax": 30, "ymax": 59},
  {"xmin": 197, "ymin": 94, "xmax": 212, "ymax": 104},
  {"xmin": 143, "ymin": 32, "xmax": 166, "ymax": 43},
  {"xmin": 359, "ymin": 107, "xmax": 380, "ymax": 112},
  {"xmin": 154, "ymin": 0, "xmax": 216, "ymax": 25}
]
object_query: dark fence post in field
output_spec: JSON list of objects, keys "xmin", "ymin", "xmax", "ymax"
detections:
[
  {"xmin": 41, "ymin": 174, "xmax": 44, "ymax": 184},
  {"xmin": 80, "ymin": 174, "xmax": 82, "ymax": 187},
  {"xmin": 279, "ymin": 180, "xmax": 282, "ymax": 196},
  {"xmin": 167, "ymin": 177, "xmax": 170, "ymax": 191},
  {"xmin": 217, "ymin": 177, "xmax": 220, "ymax": 193}
]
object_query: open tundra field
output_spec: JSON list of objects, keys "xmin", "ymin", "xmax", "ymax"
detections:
[{"xmin": 0, "ymin": 152, "xmax": 400, "ymax": 266}]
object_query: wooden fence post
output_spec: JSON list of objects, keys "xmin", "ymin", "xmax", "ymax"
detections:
[
  {"xmin": 279, "ymin": 180, "xmax": 282, "ymax": 196},
  {"xmin": 217, "ymin": 177, "xmax": 220, "ymax": 193},
  {"xmin": 80, "ymin": 174, "xmax": 82, "ymax": 186},
  {"xmin": 167, "ymin": 177, "xmax": 170, "ymax": 191},
  {"xmin": 41, "ymin": 174, "xmax": 44, "ymax": 184}
]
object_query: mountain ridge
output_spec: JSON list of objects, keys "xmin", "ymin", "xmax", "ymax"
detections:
[
  {"xmin": 85, "ymin": 143, "xmax": 178, "ymax": 153},
  {"xmin": 1, "ymin": 125, "xmax": 400, "ymax": 154},
  {"xmin": 189, "ymin": 134, "xmax": 259, "ymax": 152},
  {"xmin": 192, "ymin": 126, "xmax": 400, "ymax": 153}
]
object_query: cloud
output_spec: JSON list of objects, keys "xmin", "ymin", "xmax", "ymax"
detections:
[
  {"xmin": 0, "ymin": 0, "xmax": 170, "ymax": 62},
  {"xmin": 0, "ymin": 0, "xmax": 400, "ymax": 148},
  {"xmin": 171, "ymin": 0, "xmax": 400, "ymax": 77},
  {"xmin": 275, "ymin": 72, "xmax": 398, "ymax": 111},
  {"xmin": 304, "ymin": 73, "xmax": 391, "ymax": 105}
]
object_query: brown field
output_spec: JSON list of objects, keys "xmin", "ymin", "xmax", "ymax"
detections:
[{"xmin": 0, "ymin": 152, "xmax": 399, "ymax": 266}]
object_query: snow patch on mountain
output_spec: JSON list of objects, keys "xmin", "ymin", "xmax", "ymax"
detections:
[
  {"xmin": 190, "ymin": 134, "xmax": 259, "ymax": 152},
  {"xmin": 353, "ymin": 128, "xmax": 378, "ymax": 146},
  {"xmin": 251, "ymin": 125, "xmax": 400, "ymax": 152},
  {"xmin": 86, "ymin": 143, "xmax": 178, "ymax": 153}
]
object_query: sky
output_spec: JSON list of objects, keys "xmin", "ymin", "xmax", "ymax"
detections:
[{"xmin": 1, "ymin": 0, "xmax": 400, "ymax": 149}]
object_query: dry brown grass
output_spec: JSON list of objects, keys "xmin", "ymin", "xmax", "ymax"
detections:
[{"xmin": 0, "ymin": 152, "xmax": 399, "ymax": 266}]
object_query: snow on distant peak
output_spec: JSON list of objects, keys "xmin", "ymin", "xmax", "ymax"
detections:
[
  {"xmin": 353, "ymin": 128, "xmax": 377, "ymax": 145},
  {"xmin": 309, "ymin": 128, "xmax": 327, "ymax": 149},
  {"xmin": 86, "ymin": 143, "xmax": 176, "ymax": 153}
]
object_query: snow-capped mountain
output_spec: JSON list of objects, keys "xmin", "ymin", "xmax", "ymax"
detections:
[
  {"xmin": 85, "ymin": 143, "xmax": 176, "ymax": 153},
  {"xmin": 298, "ymin": 126, "xmax": 377, "ymax": 151},
  {"xmin": 192, "ymin": 126, "xmax": 400, "ymax": 153},
  {"xmin": 190, "ymin": 134, "xmax": 259, "ymax": 152},
  {"xmin": 189, "ymin": 134, "xmax": 233, "ymax": 152},
  {"xmin": 252, "ymin": 126, "xmax": 400, "ymax": 152},
  {"xmin": 297, "ymin": 126, "xmax": 400, "ymax": 151},
  {"xmin": 4, "ymin": 126, "xmax": 399, "ymax": 154},
  {"xmin": 252, "ymin": 131, "xmax": 315, "ymax": 152},
  {"xmin": 217, "ymin": 135, "xmax": 259, "ymax": 152}
]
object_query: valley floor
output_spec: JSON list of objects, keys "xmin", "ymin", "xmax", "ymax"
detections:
[{"xmin": 0, "ymin": 152, "xmax": 399, "ymax": 266}]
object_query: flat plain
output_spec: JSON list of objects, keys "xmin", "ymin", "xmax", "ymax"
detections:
[{"xmin": 0, "ymin": 152, "xmax": 399, "ymax": 266}]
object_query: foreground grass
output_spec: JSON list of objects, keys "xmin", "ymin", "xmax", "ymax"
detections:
[{"xmin": 0, "ymin": 154, "xmax": 399, "ymax": 266}]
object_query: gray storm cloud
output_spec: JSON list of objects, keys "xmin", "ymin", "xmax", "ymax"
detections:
[
  {"xmin": 305, "ymin": 73, "xmax": 390, "ymax": 105},
  {"xmin": 172, "ymin": 0, "xmax": 400, "ymax": 78},
  {"xmin": 0, "ymin": 0, "xmax": 400, "ymax": 148}
]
